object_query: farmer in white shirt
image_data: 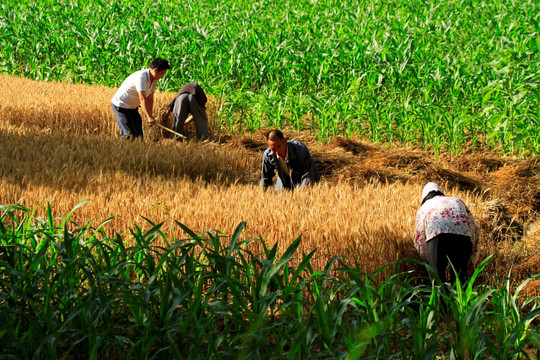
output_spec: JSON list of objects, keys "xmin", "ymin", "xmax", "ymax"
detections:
[
  {"xmin": 111, "ymin": 58, "xmax": 170, "ymax": 139},
  {"xmin": 415, "ymin": 182, "xmax": 479, "ymax": 284}
]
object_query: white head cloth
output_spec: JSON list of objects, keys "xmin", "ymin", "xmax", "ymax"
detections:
[{"xmin": 422, "ymin": 182, "xmax": 444, "ymax": 202}]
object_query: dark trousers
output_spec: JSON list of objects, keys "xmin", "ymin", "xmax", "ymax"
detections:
[
  {"xmin": 112, "ymin": 104, "xmax": 143, "ymax": 140},
  {"xmin": 172, "ymin": 93, "xmax": 209, "ymax": 140},
  {"xmin": 426, "ymin": 233, "xmax": 472, "ymax": 284}
]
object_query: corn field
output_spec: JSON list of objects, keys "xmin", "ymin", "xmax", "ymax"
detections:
[
  {"xmin": 1, "ymin": 203, "xmax": 539, "ymax": 359},
  {"xmin": 1, "ymin": 0, "xmax": 539, "ymax": 154}
]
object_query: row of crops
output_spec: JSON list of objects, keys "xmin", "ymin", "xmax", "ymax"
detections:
[
  {"xmin": 1, "ymin": 0, "xmax": 539, "ymax": 154},
  {"xmin": 1, "ymin": 203, "xmax": 538, "ymax": 359}
]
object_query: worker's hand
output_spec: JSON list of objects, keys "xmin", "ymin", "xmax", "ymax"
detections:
[
  {"xmin": 184, "ymin": 114, "xmax": 194, "ymax": 125},
  {"xmin": 147, "ymin": 117, "xmax": 157, "ymax": 127}
]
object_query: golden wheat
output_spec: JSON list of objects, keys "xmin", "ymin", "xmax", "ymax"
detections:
[
  {"xmin": 1, "ymin": 74, "xmax": 538, "ymax": 288},
  {"xmin": 0, "ymin": 117, "xmax": 514, "ymax": 275}
]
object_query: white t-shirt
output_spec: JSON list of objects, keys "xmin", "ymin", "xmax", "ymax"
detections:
[{"xmin": 111, "ymin": 69, "xmax": 156, "ymax": 109}]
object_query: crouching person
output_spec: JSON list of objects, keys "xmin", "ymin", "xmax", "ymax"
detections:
[
  {"xmin": 414, "ymin": 182, "xmax": 479, "ymax": 284},
  {"xmin": 163, "ymin": 83, "xmax": 209, "ymax": 140},
  {"xmin": 261, "ymin": 130, "xmax": 320, "ymax": 192}
]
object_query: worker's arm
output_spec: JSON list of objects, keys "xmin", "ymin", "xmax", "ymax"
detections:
[
  {"xmin": 164, "ymin": 95, "xmax": 177, "ymax": 115},
  {"xmin": 414, "ymin": 211, "xmax": 428, "ymax": 260},
  {"xmin": 260, "ymin": 150, "xmax": 276, "ymax": 191},
  {"xmin": 138, "ymin": 91, "xmax": 156, "ymax": 126},
  {"xmin": 288, "ymin": 142, "xmax": 318, "ymax": 189},
  {"xmin": 296, "ymin": 148, "xmax": 317, "ymax": 189}
]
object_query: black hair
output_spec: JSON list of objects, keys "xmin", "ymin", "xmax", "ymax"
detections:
[
  {"xmin": 421, "ymin": 190, "xmax": 445, "ymax": 205},
  {"xmin": 266, "ymin": 129, "xmax": 284, "ymax": 141},
  {"xmin": 149, "ymin": 58, "xmax": 171, "ymax": 71}
]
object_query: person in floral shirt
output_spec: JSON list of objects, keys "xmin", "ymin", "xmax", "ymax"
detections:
[{"xmin": 415, "ymin": 182, "xmax": 479, "ymax": 283}]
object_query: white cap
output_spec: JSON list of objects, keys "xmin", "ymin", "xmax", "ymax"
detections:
[{"xmin": 422, "ymin": 182, "xmax": 443, "ymax": 202}]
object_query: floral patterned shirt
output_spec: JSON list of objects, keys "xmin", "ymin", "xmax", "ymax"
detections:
[{"xmin": 415, "ymin": 196, "xmax": 479, "ymax": 260}]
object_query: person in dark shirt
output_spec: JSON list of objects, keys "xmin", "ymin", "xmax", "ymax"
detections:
[
  {"xmin": 261, "ymin": 130, "xmax": 320, "ymax": 192},
  {"xmin": 164, "ymin": 83, "xmax": 209, "ymax": 140}
]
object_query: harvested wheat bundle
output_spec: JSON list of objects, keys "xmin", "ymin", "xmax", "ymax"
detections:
[{"xmin": 482, "ymin": 199, "xmax": 524, "ymax": 242}]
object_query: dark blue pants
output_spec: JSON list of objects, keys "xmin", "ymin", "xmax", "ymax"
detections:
[
  {"xmin": 112, "ymin": 104, "xmax": 143, "ymax": 140},
  {"xmin": 426, "ymin": 233, "xmax": 472, "ymax": 284}
]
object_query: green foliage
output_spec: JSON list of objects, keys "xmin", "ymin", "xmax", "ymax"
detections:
[
  {"xmin": 1, "ymin": 0, "xmax": 539, "ymax": 155},
  {"xmin": 0, "ymin": 203, "xmax": 539, "ymax": 358}
]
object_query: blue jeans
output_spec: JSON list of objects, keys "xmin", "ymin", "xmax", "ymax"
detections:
[{"xmin": 112, "ymin": 104, "xmax": 143, "ymax": 140}]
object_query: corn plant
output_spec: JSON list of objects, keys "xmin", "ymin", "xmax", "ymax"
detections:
[{"xmin": 1, "ymin": 202, "xmax": 539, "ymax": 359}]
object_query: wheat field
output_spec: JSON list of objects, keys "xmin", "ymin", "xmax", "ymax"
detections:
[{"xmin": 1, "ymin": 74, "xmax": 538, "ymax": 289}]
